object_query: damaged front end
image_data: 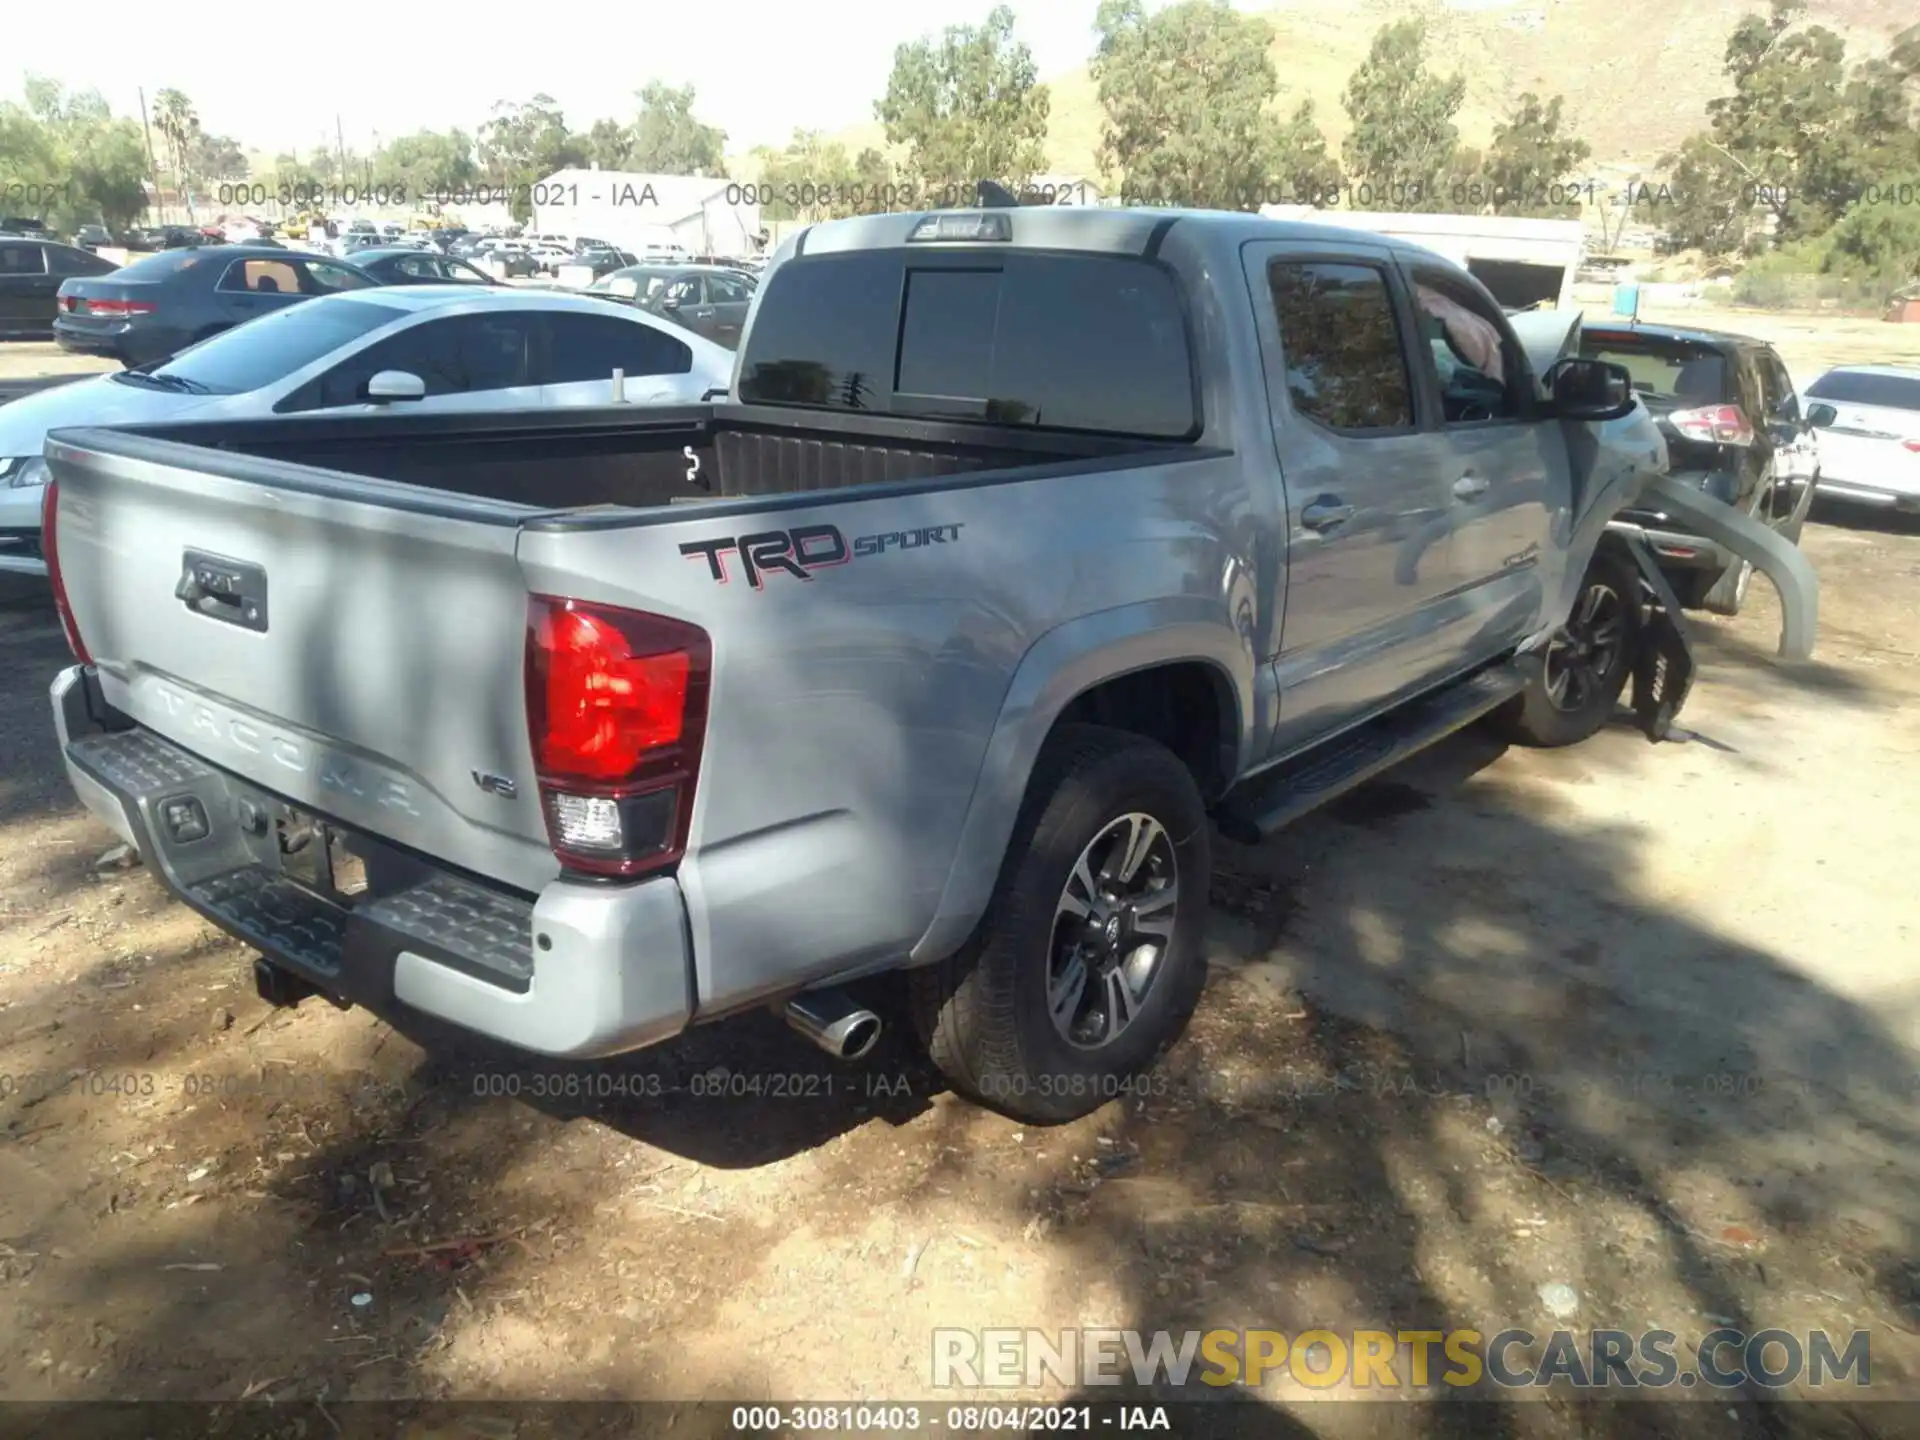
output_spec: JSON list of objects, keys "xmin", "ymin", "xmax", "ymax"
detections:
[{"xmin": 1509, "ymin": 309, "xmax": 1821, "ymax": 741}]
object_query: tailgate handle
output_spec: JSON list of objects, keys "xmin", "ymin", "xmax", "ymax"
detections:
[{"xmin": 176, "ymin": 550, "xmax": 270, "ymax": 634}]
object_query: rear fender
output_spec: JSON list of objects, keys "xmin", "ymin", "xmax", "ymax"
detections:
[
  {"xmin": 1632, "ymin": 472, "xmax": 1818, "ymax": 660},
  {"xmin": 908, "ymin": 599, "xmax": 1254, "ymax": 966}
]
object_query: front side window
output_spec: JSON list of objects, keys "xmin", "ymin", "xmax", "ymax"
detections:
[
  {"xmin": 1408, "ymin": 272, "xmax": 1522, "ymax": 423},
  {"xmin": 1267, "ymin": 260, "xmax": 1414, "ymax": 432},
  {"xmin": 281, "ymin": 313, "xmax": 538, "ymax": 411}
]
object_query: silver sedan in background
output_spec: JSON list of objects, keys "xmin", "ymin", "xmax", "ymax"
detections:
[
  {"xmin": 0, "ymin": 285, "xmax": 733, "ymax": 575},
  {"xmin": 1804, "ymin": 364, "xmax": 1920, "ymax": 514}
]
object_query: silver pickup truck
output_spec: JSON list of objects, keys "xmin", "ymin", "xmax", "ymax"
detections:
[{"xmin": 40, "ymin": 206, "xmax": 1817, "ymax": 1123}]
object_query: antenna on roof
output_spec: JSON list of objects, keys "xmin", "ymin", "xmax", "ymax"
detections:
[{"xmin": 975, "ymin": 180, "xmax": 1020, "ymax": 209}]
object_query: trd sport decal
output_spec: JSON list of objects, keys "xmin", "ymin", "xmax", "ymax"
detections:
[{"xmin": 679, "ymin": 523, "xmax": 964, "ymax": 589}]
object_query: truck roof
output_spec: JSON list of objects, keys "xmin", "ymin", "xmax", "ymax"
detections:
[{"xmin": 787, "ymin": 206, "xmax": 1472, "ymax": 270}]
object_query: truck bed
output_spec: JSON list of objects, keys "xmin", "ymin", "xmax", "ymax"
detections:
[{"xmin": 112, "ymin": 403, "xmax": 1173, "ymax": 514}]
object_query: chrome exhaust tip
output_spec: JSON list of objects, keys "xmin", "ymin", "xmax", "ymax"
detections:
[{"xmin": 783, "ymin": 987, "xmax": 883, "ymax": 1062}]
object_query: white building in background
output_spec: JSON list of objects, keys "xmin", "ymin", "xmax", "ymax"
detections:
[
  {"xmin": 1259, "ymin": 207, "xmax": 1587, "ymax": 311},
  {"xmin": 530, "ymin": 169, "xmax": 763, "ymax": 257}
]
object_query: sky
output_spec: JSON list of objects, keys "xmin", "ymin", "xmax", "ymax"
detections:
[{"xmin": 0, "ymin": 0, "xmax": 1242, "ymax": 159}]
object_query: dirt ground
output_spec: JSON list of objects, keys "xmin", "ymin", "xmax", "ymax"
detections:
[{"xmin": 0, "ymin": 316, "xmax": 1918, "ymax": 1437}]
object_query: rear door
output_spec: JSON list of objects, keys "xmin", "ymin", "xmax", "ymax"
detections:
[
  {"xmin": 45, "ymin": 432, "xmax": 559, "ymax": 892},
  {"xmin": 701, "ymin": 269, "xmax": 754, "ymax": 348},
  {"xmin": 538, "ymin": 310, "xmax": 699, "ymax": 404},
  {"xmin": 1399, "ymin": 259, "xmax": 1562, "ymax": 654},
  {"xmin": 1242, "ymin": 244, "xmax": 1467, "ymax": 756},
  {"xmin": 0, "ymin": 241, "xmax": 54, "ymax": 334}
]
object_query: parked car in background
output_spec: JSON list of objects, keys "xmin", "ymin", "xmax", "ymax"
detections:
[
  {"xmin": 0, "ymin": 236, "xmax": 119, "ymax": 340},
  {"xmin": 52, "ymin": 245, "xmax": 377, "ymax": 368},
  {"xmin": 1578, "ymin": 322, "xmax": 1817, "ymax": 615},
  {"xmin": 350, "ymin": 248, "xmax": 498, "ymax": 287},
  {"xmin": 473, "ymin": 240, "xmax": 539, "ymax": 278},
  {"xmin": 1804, "ymin": 365, "xmax": 1920, "ymax": 513},
  {"xmin": 587, "ymin": 263, "xmax": 756, "ymax": 348},
  {"xmin": 1, "ymin": 286, "xmax": 733, "ymax": 575},
  {"xmin": 530, "ymin": 242, "xmax": 574, "ymax": 275},
  {"xmin": 560, "ymin": 245, "xmax": 636, "ymax": 282},
  {"xmin": 73, "ymin": 225, "xmax": 117, "ymax": 252},
  {"xmin": 128, "ymin": 226, "xmax": 205, "ymax": 252},
  {"xmin": 0, "ymin": 217, "xmax": 54, "ymax": 239}
]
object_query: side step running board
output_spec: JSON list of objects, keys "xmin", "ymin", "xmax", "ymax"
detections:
[{"xmin": 1212, "ymin": 658, "xmax": 1537, "ymax": 844}]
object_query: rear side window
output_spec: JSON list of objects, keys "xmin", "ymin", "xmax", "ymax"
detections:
[
  {"xmin": 109, "ymin": 249, "xmax": 209, "ymax": 280},
  {"xmin": 1267, "ymin": 260, "xmax": 1414, "ymax": 432},
  {"xmin": 543, "ymin": 312, "xmax": 693, "ymax": 383},
  {"xmin": 1579, "ymin": 337, "xmax": 1727, "ymax": 408},
  {"xmin": 1807, "ymin": 370, "xmax": 1920, "ymax": 411},
  {"xmin": 0, "ymin": 244, "xmax": 47, "ymax": 276},
  {"xmin": 45, "ymin": 244, "xmax": 111, "ymax": 278},
  {"xmin": 739, "ymin": 250, "xmax": 1198, "ymax": 438}
]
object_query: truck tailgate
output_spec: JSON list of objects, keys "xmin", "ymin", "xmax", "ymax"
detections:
[{"xmin": 45, "ymin": 427, "xmax": 561, "ymax": 895}]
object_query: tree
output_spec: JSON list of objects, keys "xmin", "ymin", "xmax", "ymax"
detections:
[
  {"xmin": 755, "ymin": 131, "xmax": 899, "ymax": 221},
  {"xmin": 190, "ymin": 132, "xmax": 247, "ymax": 185},
  {"xmin": 1484, "ymin": 94, "xmax": 1591, "ymax": 216},
  {"xmin": 585, "ymin": 118, "xmax": 635, "ymax": 172},
  {"xmin": 1660, "ymin": 132, "xmax": 1756, "ymax": 254},
  {"xmin": 372, "ymin": 129, "xmax": 479, "ymax": 202},
  {"xmin": 0, "ymin": 79, "xmax": 149, "ymax": 232},
  {"xmin": 1092, "ymin": 0, "xmax": 1286, "ymax": 209},
  {"xmin": 1268, "ymin": 100, "xmax": 1343, "ymax": 207},
  {"xmin": 1341, "ymin": 19, "xmax": 1464, "ymax": 210},
  {"xmin": 629, "ymin": 83, "xmax": 727, "ymax": 175},
  {"xmin": 478, "ymin": 95, "xmax": 586, "ymax": 222},
  {"xmin": 1660, "ymin": 1, "xmax": 1920, "ymax": 252},
  {"xmin": 152, "ymin": 88, "xmax": 201, "ymax": 217},
  {"xmin": 876, "ymin": 4, "xmax": 1049, "ymax": 197}
]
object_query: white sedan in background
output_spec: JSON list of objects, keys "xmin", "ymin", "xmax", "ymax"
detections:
[
  {"xmin": 0, "ymin": 286, "xmax": 733, "ymax": 575},
  {"xmin": 1804, "ymin": 364, "xmax": 1920, "ymax": 514}
]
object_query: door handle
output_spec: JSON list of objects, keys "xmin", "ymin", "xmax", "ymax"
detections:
[
  {"xmin": 1452, "ymin": 474, "xmax": 1489, "ymax": 501},
  {"xmin": 1301, "ymin": 498, "xmax": 1355, "ymax": 533}
]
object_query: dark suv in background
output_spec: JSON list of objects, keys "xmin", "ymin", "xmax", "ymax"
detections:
[{"xmin": 1579, "ymin": 323, "xmax": 1818, "ymax": 615}]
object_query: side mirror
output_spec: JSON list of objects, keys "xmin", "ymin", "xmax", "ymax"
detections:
[
  {"xmin": 1805, "ymin": 402, "xmax": 1837, "ymax": 429},
  {"xmin": 659, "ymin": 294, "xmax": 681, "ymax": 311},
  {"xmin": 1546, "ymin": 357, "xmax": 1635, "ymax": 422},
  {"xmin": 365, "ymin": 369, "xmax": 426, "ymax": 403}
]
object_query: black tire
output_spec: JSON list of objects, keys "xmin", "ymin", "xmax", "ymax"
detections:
[
  {"xmin": 909, "ymin": 724, "xmax": 1210, "ymax": 1124},
  {"xmin": 1493, "ymin": 549, "xmax": 1643, "ymax": 749}
]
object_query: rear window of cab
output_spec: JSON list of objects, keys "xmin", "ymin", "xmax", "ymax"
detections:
[{"xmin": 738, "ymin": 249, "xmax": 1199, "ymax": 440}]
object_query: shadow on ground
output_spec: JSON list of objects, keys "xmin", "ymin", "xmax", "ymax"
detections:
[{"xmin": 1, "ymin": 553, "xmax": 1915, "ymax": 1438}]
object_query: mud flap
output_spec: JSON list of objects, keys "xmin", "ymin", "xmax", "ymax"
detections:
[{"xmin": 1619, "ymin": 534, "xmax": 1696, "ymax": 743}]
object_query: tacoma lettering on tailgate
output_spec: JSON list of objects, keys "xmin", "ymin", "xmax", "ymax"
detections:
[{"xmin": 150, "ymin": 683, "xmax": 422, "ymax": 817}]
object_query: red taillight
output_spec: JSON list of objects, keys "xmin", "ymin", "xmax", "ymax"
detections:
[
  {"xmin": 1670, "ymin": 404, "xmax": 1753, "ymax": 447},
  {"xmin": 1902, "ymin": 439, "xmax": 1920, "ymax": 454},
  {"xmin": 525, "ymin": 595, "xmax": 710, "ymax": 877},
  {"xmin": 42, "ymin": 479, "xmax": 91, "ymax": 665},
  {"xmin": 78, "ymin": 298, "xmax": 157, "ymax": 317}
]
